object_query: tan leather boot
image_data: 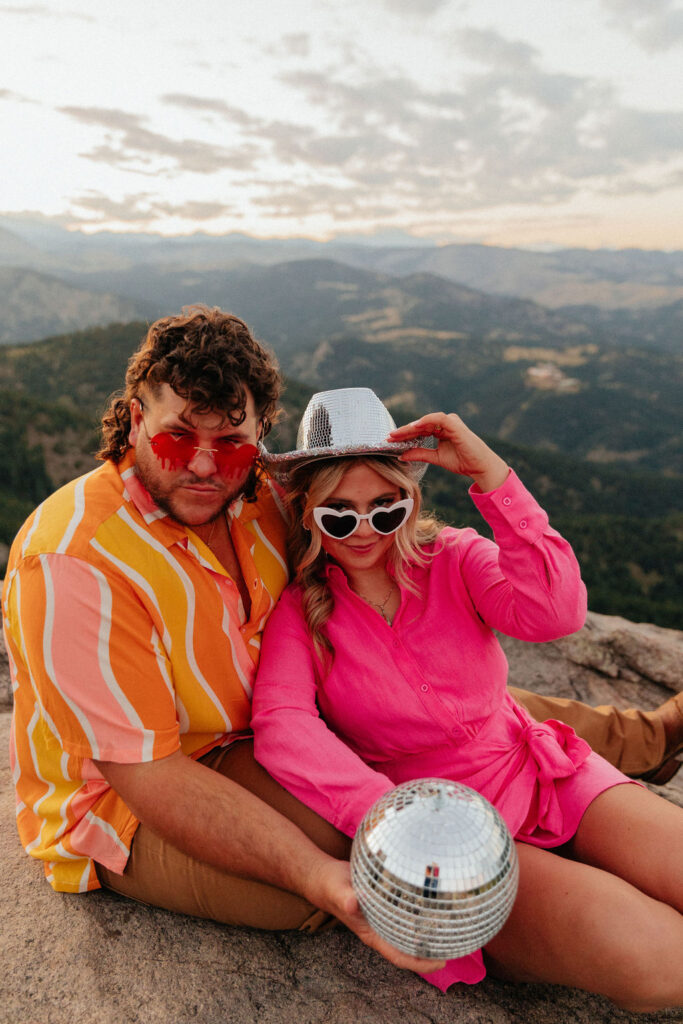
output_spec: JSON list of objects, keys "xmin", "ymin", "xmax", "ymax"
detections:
[{"xmin": 640, "ymin": 692, "xmax": 683, "ymax": 784}]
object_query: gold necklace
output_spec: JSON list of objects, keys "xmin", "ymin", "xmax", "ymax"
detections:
[
  {"xmin": 354, "ymin": 581, "xmax": 397, "ymax": 623},
  {"xmin": 206, "ymin": 513, "xmax": 222, "ymax": 548}
]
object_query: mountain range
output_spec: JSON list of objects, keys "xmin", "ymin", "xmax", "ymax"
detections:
[
  {"xmin": 1, "ymin": 216, "xmax": 682, "ymax": 346},
  {"xmin": 2, "ymin": 216, "xmax": 682, "ymax": 304}
]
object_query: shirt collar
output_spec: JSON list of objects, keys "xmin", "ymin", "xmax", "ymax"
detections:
[
  {"xmin": 323, "ymin": 557, "xmax": 399, "ymax": 580},
  {"xmin": 324, "ymin": 561, "xmax": 345, "ymax": 582}
]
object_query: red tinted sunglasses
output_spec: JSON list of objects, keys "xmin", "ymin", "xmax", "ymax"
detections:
[
  {"xmin": 148, "ymin": 432, "xmax": 259, "ymax": 476},
  {"xmin": 139, "ymin": 406, "xmax": 258, "ymax": 477}
]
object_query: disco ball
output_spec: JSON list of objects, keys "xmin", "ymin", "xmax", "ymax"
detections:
[{"xmin": 350, "ymin": 779, "xmax": 518, "ymax": 959}]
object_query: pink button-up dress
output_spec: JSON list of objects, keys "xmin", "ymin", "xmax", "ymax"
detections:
[{"xmin": 251, "ymin": 471, "xmax": 631, "ymax": 990}]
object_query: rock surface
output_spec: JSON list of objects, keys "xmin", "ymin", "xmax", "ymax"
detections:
[
  {"xmin": 1, "ymin": 612, "xmax": 682, "ymax": 1024},
  {"xmin": 501, "ymin": 612, "xmax": 683, "ymax": 709}
]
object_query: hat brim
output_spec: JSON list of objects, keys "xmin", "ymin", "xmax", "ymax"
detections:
[{"xmin": 260, "ymin": 437, "xmax": 436, "ymax": 484}]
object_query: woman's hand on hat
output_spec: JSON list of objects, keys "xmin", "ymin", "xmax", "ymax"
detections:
[{"xmin": 389, "ymin": 412, "xmax": 509, "ymax": 492}]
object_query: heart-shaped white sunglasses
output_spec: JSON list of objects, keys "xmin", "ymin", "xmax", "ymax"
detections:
[{"xmin": 312, "ymin": 498, "xmax": 414, "ymax": 539}]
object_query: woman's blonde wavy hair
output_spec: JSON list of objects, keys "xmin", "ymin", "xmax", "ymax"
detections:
[{"xmin": 286, "ymin": 455, "xmax": 443, "ymax": 668}]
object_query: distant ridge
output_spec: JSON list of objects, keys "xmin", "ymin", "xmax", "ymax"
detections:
[
  {"xmin": 0, "ymin": 267, "xmax": 148, "ymax": 345},
  {"xmin": 2, "ymin": 254, "xmax": 680, "ymax": 354},
  {"xmin": 330, "ymin": 243, "xmax": 683, "ymax": 310},
  {"xmin": 1, "ymin": 215, "xmax": 681, "ymax": 314},
  {"xmin": 0, "ymin": 227, "xmax": 42, "ymax": 266}
]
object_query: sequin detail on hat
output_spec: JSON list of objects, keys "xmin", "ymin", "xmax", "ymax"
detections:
[{"xmin": 261, "ymin": 388, "xmax": 436, "ymax": 483}]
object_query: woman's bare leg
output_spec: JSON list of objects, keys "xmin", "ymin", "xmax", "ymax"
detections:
[
  {"xmin": 571, "ymin": 783, "xmax": 683, "ymax": 912},
  {"xmin": 484, "ymin": 841, "xmax": 683, "ymax": 1012}
]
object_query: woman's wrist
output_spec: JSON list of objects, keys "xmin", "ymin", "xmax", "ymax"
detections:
[{"xmin": 470, "ymin": 456, "xmax": 509, "ymax": 493}]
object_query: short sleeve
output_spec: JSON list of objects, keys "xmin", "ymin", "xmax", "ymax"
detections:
[{"xmin": 7, "ymin": 552, "xmax": 181, "ymax": 763}]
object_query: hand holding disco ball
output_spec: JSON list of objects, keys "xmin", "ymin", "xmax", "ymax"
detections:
[{"xmin": 350, "ymin": 779, "xmax": 519, "ymax": 959}]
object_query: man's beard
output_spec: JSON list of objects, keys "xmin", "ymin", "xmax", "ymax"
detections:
[{"xmin": 134, "ymin": 442, "xmax": 256, "ymax": 526}]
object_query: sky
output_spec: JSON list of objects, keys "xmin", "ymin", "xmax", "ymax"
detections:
[{"xmin": 1, "ymin": 0, "xmax": 682, "ymax": 249}]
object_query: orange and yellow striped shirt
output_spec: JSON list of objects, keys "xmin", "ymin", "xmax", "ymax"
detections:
[{"xmin": 2, "ymin": 450, "xmax": 289, "ymax": 893}]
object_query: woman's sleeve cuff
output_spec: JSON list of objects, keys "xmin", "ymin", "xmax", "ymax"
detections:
[{"xmin": 468, "ymin": 469, "xmax": 549, "ymax": 544}]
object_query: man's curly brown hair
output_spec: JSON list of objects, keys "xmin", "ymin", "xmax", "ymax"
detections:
[{"xmin": 97, "ymin": 305, "xmax": 281, "ymax": 501}]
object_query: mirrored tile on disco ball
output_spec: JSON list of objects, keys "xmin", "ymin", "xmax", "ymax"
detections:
[{"xmin": 351, "ymin": 779, "xmax": 519, "ymax": 959}]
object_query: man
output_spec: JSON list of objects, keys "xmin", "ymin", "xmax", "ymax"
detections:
[{"xmin": 3, "ymin": 306, "xmax": 681, "ymax": 972}]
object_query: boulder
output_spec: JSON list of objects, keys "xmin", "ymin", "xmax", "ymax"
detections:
[
  {"xmin": 501, "ymin": 610, "xmax": 683, "ymax": 712},
  {"xmin": 1, "ymin": 607, "xmax": 681, "ymax": 1023}
]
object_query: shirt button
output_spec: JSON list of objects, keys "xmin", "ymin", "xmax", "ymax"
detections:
[
  {"xmin": 502, "ymin": 497, "xmax": 512, "ymax": 506},
  {"xmin": 519, "ymin": 519, "xmax": 528, "ymax": 529},
  {"xmin": 420, "ymin": 684, "xmax": 429, "ymax": 693}
]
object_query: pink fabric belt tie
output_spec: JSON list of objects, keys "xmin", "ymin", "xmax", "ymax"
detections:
[
  {"xmin": 367, "ymin": 701, "xmax": 593, "ymax": 839},
  {"xmin": 514, "ymin": 717, "xmax": 592, "ymax": 835}
]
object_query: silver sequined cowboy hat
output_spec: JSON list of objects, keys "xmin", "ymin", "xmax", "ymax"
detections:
[{"xmin": 260, "ymin": 387, "xmax": 436, "ymax": 483}]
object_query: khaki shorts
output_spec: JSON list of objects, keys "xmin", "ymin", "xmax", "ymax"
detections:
[{"xmin": 96, "ymin": 738, "xmax": 351, "ymax": 933}]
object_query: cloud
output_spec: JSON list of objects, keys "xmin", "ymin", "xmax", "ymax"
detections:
[
  {"xmin": 58, "ymin": 23, "xmax": 682, "ymax": 235},
  {"xmin": 155, "ymin": 24, "xmax": 682, "ymax": 234},
  {"xmin": 250, "ymin": 181, "xmax": 396, "ymax": 221},
  {"xmin": 457, "ymin": 27, "xmax": 538, "ymax": 69},
  {"xmin": 588, "ymin": 107, "xmax": 683, "ymax": 161},
  {"xmin": 0, "ymin": 3, "xmax": 94, "ymax": 19},
  {"xmin": 58, "ymin": 105, "xmax": 257, "ymax": 173},
  {"xmin": 253, "ymin": 28, "xmax": 681, "ymax": 219},
  {"xmin": 161, "ymin": 93, "xmax": 261, "ymax": 129},
  {"xmin": 0, "ymin": 88, "xmax": 22, "ymax": 100},
  {"xmin": 279, "ymin": 32, "xmax": 311, "ymax": 57},
  {"xmin": 0, "ymin": 3, "xmax": 50, "ymax": 12},
  {"xmin": 161, "ymin": 91, "xmax": 322, "ymax": 164},
  {"xmin": 381, "ymin": 0, "xmax": 451, "ymax": 13},
  {"xmin": 598, "ymin": 0, "xmax": 683, "ymax": 51},
  {"xmin": 279, "ymin": 70, "xmax": 431, "ymax": 127},
  {"xmin": 69, "ymin": 192, "xmax": 237, "ymax": 224},
  {"xmin": 595, "ymin": 165, "xmax": 683, "ymax": 196},
  {"xmin": 258, "ymin": 31, "xmax": 312, "ymax": 60},
  {"xmin": 0, "ymin": 87, "xmax": 38, "ymax": 105}
]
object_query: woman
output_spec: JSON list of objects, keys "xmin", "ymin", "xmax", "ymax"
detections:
[{"xmin": 252, "ymin": 388, "xmax": 683, "ymax": 1011}]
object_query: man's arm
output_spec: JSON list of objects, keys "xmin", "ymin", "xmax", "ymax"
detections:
[{"xmin": 94, "ymin": 750, "xmax": 445, "ymax": 974}]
